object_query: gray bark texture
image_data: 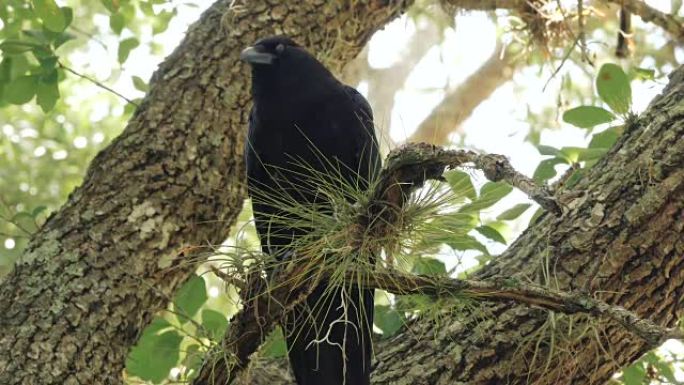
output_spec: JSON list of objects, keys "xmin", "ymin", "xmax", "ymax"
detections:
[{"xmin": 0, "ymin": 1, "xmax": 682, "ymax": 385}]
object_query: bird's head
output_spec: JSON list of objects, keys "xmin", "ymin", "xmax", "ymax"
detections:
[
  {"xmin": 239, "ymin": 36, "xmax": 299, "ymax": 66},
  {"xmin": 240, "ymin": 36, "xmax": 337, "ymax": 103}
]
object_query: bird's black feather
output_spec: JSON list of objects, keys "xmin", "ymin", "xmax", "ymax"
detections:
[{"xmin": 243, "ymin": 36, "xmax": 380, "ymax": 385}]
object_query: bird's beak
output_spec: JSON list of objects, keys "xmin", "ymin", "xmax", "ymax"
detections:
[{"xmin": 240, "ymin": 46, "xmax": 276, "ymax": 65}]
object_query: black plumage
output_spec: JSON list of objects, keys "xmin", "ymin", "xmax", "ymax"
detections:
[{"xmin": 241, "ymin": 36, "xmax": 380, "ymax": 385}]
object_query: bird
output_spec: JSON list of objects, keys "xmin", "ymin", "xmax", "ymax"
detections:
[{"xmin": 241, "ymin": 36, "xmax": 380, "ymax": 385}]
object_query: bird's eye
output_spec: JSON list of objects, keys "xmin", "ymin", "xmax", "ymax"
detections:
[{"xmin": 275, "ymin": 43, "xmax": 285, "ymax": 53}]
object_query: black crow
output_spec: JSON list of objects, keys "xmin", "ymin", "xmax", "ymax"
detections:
[{"xmin": 241, "ymin": 36, "xmax": 380, "ymax": 385}]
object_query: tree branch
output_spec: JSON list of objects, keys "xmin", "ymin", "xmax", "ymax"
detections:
[
  {"xmin": 408, "ymin": 41, "xmax": 518, "ymax": 144},
  {"xmin": 603, "ymin": 0, "xmax": 684, "ymax": 43},
  {"xmin": 374, "ymin": 143, "xmax": 561, "ymax": 216},
  {"xmin": 342, "ymin": 269, "xmax": 683, "ymax": 346}
]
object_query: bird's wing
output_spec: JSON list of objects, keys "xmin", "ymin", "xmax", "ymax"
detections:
[
  {"xmin": 244, "ymin": 106, "xmax": 256, "ymax": 178},
  {"xmin": 344, "ymin": 84, "xmax": 373, "ymax": 122},
  {"xmin": 344, "ymin": 85, "xmax": 382, "ymax": 184}
]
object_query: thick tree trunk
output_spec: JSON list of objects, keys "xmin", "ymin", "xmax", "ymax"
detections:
[
  {"xmin": 1, "ymin": 1, "xmax": 682, "ymax": 385},
  {"xmin": 0, "ymin": 1, "xmax": 409, "ymax": 384}
]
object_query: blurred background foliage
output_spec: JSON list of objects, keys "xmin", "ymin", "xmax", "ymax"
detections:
[{"xmin": 1, "ymin": 0, "xmax": 683, "ymax": 383}]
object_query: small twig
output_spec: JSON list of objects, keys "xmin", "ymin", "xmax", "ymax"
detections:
[
  {"xmin": 376, "ymin": 143, "xmax": 562, "ymax": 216},
  {"xmin": 210, "ymin": 265, "xmax": 247, "ymax": 290},
  {"xmin": 577, "ymin": 0, "xmax": 589, "ymax": 61},
  {"xmin": 68, "ymin": 25, "xmax": 109, "ymax": 51},
  {"xmin": 543, "ymin": 34, "xmax": 581, "ymax": 92},
  {"xmin": 603, "ymin": 0, "xmax": 684, "ymax": 44},
  {"xmin": 0, "ymin": 231, "xmax": 29, "ymax": 239},
  {"xmin": 58, "ymin": 61, "xmax": 139, "ymax": 107}
]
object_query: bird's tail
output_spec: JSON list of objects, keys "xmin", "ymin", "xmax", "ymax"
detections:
[{"xmin": 284, "ymin": 282, "xmax": 374, "ymax": 385}]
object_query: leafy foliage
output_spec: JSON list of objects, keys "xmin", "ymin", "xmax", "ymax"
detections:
[
  {"xmin": 0, "ymin": 0, "xmax": 191, "ymax": 272},
  {"xmin": 535, "ymin": 64, "xmax": 631, "ymax": 185}
]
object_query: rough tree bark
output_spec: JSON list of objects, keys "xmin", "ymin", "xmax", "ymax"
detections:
[{"xmin": 0, "ymin": 1, "xmax": 681, "ymax": 385}]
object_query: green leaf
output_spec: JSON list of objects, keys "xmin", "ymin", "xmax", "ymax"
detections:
[
  {"xmin": 33, "ymin": 0, "xmax": 67, "ymax": 32},
  {"xmin": 374, "ymin": 305, "xmax": 403, "ymax": 337},
  {"xmin": 562, "ymin": 169, "xmax": 584, "ymax": 188},
  {"xmin": 621, "ymin": 363, "xmax": 646, "ymax": 385},
  {"xmin": 117, "ymin": 37, "xmax": 139, "ymax": 64},
  {"xmin": 412, "ymin": 257, "xmax": 447, "ymax": 276},
  {"xmin": 123, "ymin": 98, "xmax": 142, "ymax": 115},
  {"xmin": 528, "ymin": 207, "xmax": 545, "ymax": 225},
  {"xmin": 0, "ymin": 40, "xmax": 47, "ymax": 55},
  {"xmin": 475, "ymin": 225, "xmax": 506, "ymax": 244},
  {"xmin": 11, "ymin": 211, "xmax": 34, "ymax": 222},
  {"xmin": 559, "ymin": 147, "xmax": 586, "ymax": 163},
  {"xmin": 444, "ymin": 170, "xmax": 476, "ymax": 200},
  {"xmin": 459, "ymin": 182, "xmax": 513, "ymax": 213},
  {"xmin": 642, "ymin": 352, "xmax": 677, "ymax": 383},
  {"xmin": 139, "ymin": 1, "xmax": 154, "ymax": 16},
  {"xmin": 446, "ymin": 234, "xmax": 488, "ymax": 253},
  {"xmin": 23, "ymin": 30, "xmax": 50, "ymax": 44},
  {"xmin": 596, "ymin": 63, "xmax": 632, "ymax": 115},
  {"xmin": 533, "ymin": 158, "xmax": 566, "ymax": 182},
  {"xmin": 131, "ymin": 75, "xmax": 148, "ymax": 92},
  {"xmin": 39, "ymin": 55, "xmax": 58, "ymax": 70},
  {"xmin": 577, "ymin": 147, "xmax": 608, "ymax": 161},
  {"xmin": 41, "ymin": 67, "xmax": 58, "ymax": 83},
  {"xmin": 52, "ymin": 32, "xmax": 75, "ymax": 49},
  {"xmin": 134, "ymin": 317, "xmax": 172, "ymax": 339},
  {"xmin": 36, "ymin": 78, "xmax": 59, "ymax": 112},
  {"xmin": 589, "ymin": 127, "xmax": 622, "ymax": 149},
  {"xmin": 182, "ymin": 344, "xmax": 203, "ymax": 374},
  {"xmin": 60, "ymin": 7, "xmax": 73, "ymax": 29},
  {"xmin": 497, "ymin": 203, "xmax": 531, "ymax": 221},
  {"xmin": 562, "ymin": 106, "xmax": 615, "ymax": 128},
  {"xmin": 634, "ymin": 67, "xmax": 655, "ymax": 81},
  {"xmin": 100, "ymin": 0, "xmax": 120, "ymax": 13},
  {"xmin": 31, "ymin": 206, "xmax": 47, "ymax": 218},
  {"xmin": 261, "ymin": 327, "xmax": 287, "ymax": 358},
  {"xmin": 652, "ymin": 359, "xmax": 677, "ymax": 383},
  {"xmin": 201, "ymin": 309, "xmax": 228, "ymax": 340},
  {"xmin": 537, "ymin": 145, "xmax": 562, "ymax": 157},
  {"xmin": 174, "ymin": 275, "xmax": 207, "ymax": 323},
  {"xmin": 110, "ymin": 12, "xmax": 125, "ymax": 35},
  {"xmin": 421, "ymin": 213, "xmax": 477, "ymax": 249},
  {"xmin": 152, "ymin": 9, "xmax": 176, "ymax": 35},
  {"xmin": 126, "ymin": 326, "xmax": 183, "ymax": 383},
  {"xmin": 5, "ymin": 75, "xmax": 38, "ymax": 104}
]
